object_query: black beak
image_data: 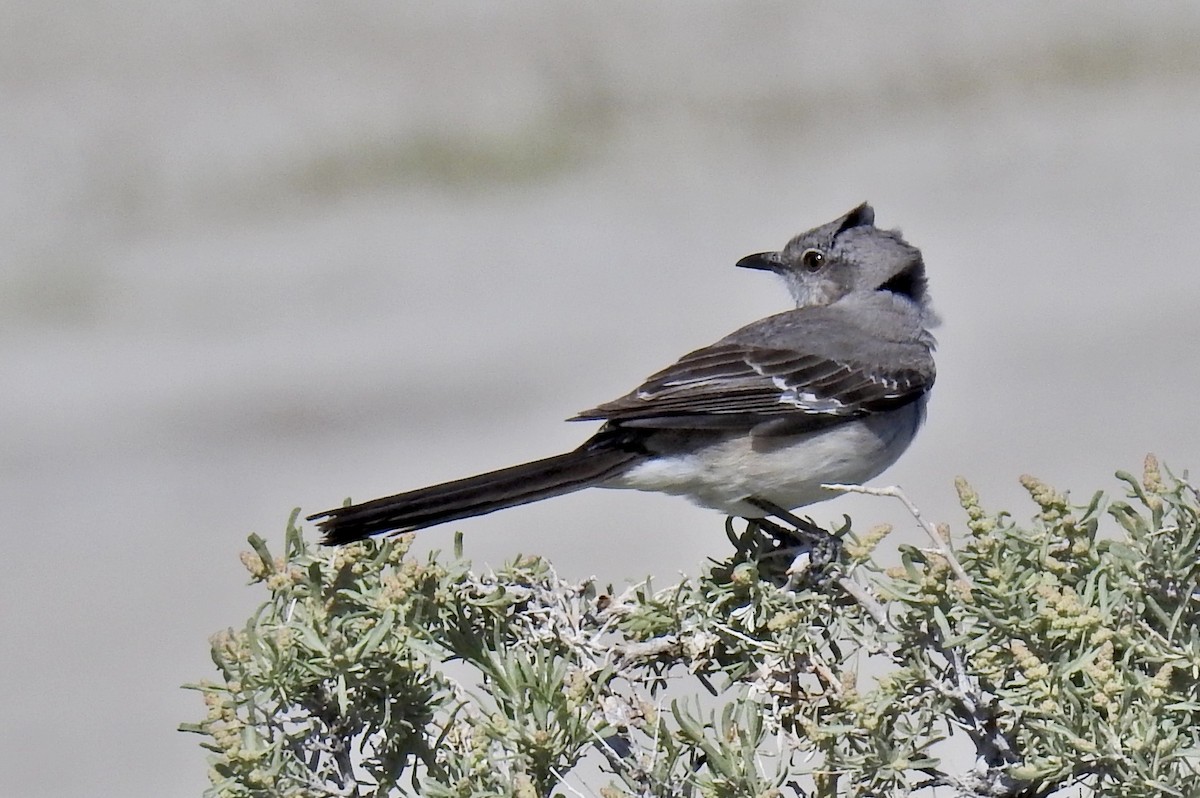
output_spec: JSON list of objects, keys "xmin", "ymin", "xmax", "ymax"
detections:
[{"xmin": 736, "ymin": 251, "xmax": 782, "ymax": 272}]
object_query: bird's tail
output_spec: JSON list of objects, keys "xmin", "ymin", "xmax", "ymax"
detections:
[{"xmin": 308, "ymin": 432, "xmax": 643, "ymax": 545}]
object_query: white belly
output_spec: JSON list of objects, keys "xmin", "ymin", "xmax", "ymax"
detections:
[{"xmin": 606, "ymin": 399, "xmax": 926, "ymax": 516}]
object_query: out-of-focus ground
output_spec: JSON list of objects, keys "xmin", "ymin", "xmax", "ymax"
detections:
[{"xmin": 3, "ymin": 3, "xmax": 1200, "ymax": 795}]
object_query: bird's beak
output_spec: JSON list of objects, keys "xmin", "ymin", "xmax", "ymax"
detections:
[{"xmin": 736, "ymin": 251, "xmax": 783, "ymax": 272}]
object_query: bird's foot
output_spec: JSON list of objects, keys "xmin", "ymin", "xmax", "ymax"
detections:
[{"xmin": 740, "ymin": 499, "xmax": 844, "ymax": 588}]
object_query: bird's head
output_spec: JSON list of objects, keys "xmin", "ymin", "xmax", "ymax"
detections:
[{"xmin": 736, "ymin": 203, "xmax": 930, "ymax": 312}]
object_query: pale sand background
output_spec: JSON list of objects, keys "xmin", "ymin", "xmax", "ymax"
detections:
[{"xmin": 4, "ymin": 3, "xmax": 1200, "ymax": 795}]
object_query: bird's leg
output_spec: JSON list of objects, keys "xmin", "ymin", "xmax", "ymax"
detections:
[
  {"xmin": 744, "ymin": 498, "xmax": 829, "ymax": 540},
  {"xmin": 744, "ymin": 498, "xmax": 843, "ymax": 583},
  {"xmin": 743, "ymin": 515, "xmax": 804, "ymax": 547}
]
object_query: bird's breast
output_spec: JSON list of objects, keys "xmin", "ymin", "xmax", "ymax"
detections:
[{"xmin": 606, "ymin": 397, "xmax": 926, "ymax": 516}]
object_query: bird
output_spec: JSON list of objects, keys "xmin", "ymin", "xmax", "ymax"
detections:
[{"xmin": 309, "ymin": 203, "xmax": 936, "ymax": 546}]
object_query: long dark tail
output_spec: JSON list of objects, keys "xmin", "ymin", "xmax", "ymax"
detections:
[{"xmin": 308, "ymin": 431, "xmax": 644, "ymax": 545}]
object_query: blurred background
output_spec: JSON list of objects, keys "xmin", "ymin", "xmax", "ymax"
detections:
[{"xmin": 4, "ymin": 2, "xmax": 1200, "ymax": 795}]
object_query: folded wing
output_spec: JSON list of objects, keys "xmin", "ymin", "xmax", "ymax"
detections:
[{"xmin": 571, "ymin": 307, "xmax": 934, "ymax": 433}]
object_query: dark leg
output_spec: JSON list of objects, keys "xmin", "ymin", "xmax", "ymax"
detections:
[
  {"xmin": 744, "ymin": 498, "xmax": 829, "ymax": 538},
  {"xmin": 743, "ymin": 498, "xmax": 843, "ymax": 580},
  {"xmin": 744, "ymin": 514, "xmax": 805, "ymax": 547}
]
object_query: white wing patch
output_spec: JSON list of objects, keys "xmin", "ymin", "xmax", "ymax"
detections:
[{"xmin": 778, "ymin": 388, "xmax": 846, "ymax": 413}]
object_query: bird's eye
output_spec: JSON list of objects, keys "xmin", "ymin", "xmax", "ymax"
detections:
[{"xmin": 801, "ymin": 249, "xmax": 826, "ymax": 271}]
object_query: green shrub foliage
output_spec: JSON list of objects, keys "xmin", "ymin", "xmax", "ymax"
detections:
[{"xmin": 184, "ymin": 457, "xmax": 1200, "ymax": 797}]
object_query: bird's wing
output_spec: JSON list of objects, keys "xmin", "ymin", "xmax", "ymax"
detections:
[{"xmin": 570, "ymin": 308, "xmax": 934, "ymax": 431}]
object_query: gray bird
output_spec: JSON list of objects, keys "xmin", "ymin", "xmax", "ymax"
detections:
[{"xmin": 310, "ymin": 203, "xmax": 936, "ymax": 545}]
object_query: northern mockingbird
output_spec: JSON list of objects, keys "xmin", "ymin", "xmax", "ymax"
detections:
[{"xmin": 310, "ymin": 203, "xmax": 936, "ymax": 545}]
